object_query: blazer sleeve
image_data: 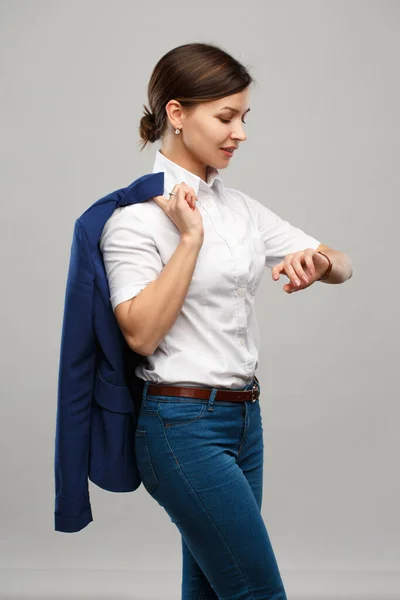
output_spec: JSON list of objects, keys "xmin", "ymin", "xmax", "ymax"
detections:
[{"xmin": 54, "ymin": 218, "xmax": 95, "ymax": 533}]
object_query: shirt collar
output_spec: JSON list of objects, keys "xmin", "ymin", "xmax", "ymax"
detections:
[{"xmin": 152, "ymin": 149, "xmax": 224, "ymax": 197}]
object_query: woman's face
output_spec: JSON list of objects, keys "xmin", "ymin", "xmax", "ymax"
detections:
[
  {"xmin": 184, "ymin": 88, "xmax": 250, "ymax": 169},
  {"xmin": 164, "ymin": 87, "xmax": 250, "ymax": 174}
]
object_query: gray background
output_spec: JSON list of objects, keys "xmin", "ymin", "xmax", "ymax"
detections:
[{"xmin": 1, "ymin": 0, "xmax": 399, "ymax": 598}]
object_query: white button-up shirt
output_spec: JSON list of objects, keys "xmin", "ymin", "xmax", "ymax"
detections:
[{"xmin": 100, "ymin": 149, "xmax": 320, "ymax": 388}]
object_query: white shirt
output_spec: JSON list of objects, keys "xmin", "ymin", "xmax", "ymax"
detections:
[{"xmin": 99, "ymin": 149, "xmax": 321, "ymax": 389}]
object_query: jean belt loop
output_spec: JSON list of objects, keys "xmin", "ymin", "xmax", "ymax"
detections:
[
  {"xmin": 142, "ymin": 381, "xmax": 150, "ymax": 408},
  {"xmin": 207, "ymin": 387, "xmax": 217, "ymax": 412}
]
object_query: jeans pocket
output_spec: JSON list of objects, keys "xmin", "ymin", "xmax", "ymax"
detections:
[
  {"xmin": 139, "ymin": 398, "xmax": 159, "ymax": 417},
  {"xmin": 154, "ymin": 397, "xmax": 207, "ymax": 428},
  {"xmin": 135, "ymin": 429, "xmax": 159, "ymax": 495}
]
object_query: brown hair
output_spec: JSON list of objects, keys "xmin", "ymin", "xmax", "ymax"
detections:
[{"xmin": 138, "ymin": 42, "xmax": 256, "ymax": 151}]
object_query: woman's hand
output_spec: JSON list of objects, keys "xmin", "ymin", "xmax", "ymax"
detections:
[
  {"xmin": 271, "ymin": 248, "xmax": 330, "ymax": 293},
  {"xmin": 152, "ymin": 182, "xmax": 204, "ymax": 240}
]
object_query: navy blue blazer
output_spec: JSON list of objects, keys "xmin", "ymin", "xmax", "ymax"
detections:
[{"xmin": 54, "ymin": 172, "xmax": 165, "ymax": 533}]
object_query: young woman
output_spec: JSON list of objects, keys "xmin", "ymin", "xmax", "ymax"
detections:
[{"xmin": 100, "ymin": 42, "xmax": 352, "ymax": 600}]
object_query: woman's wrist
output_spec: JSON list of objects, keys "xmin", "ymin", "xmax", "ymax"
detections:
[{"xmin": 316, "ymin": 251, "xmax": 333, "ymax": 281}]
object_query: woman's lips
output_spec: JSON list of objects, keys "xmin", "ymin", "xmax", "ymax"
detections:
[{"xmin": 221, "ymin": 148, "xmax": 234, "ymax": 158}]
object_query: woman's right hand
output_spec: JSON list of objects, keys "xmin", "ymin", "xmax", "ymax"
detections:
[{"xmin": 152, "ymin": 182, "xmax": 204, "ymax": 244}]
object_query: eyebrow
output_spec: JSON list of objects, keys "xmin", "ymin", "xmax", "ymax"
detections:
[{"xmin": 219, "ymin": 106, "xmax": 251, "ymax": 114}]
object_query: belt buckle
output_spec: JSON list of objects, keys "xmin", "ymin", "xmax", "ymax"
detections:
[{"xmin": 251, "ymin": 382, "xmax": 258, "ymax": 403}]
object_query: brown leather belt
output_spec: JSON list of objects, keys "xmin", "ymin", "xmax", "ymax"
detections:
[{"xmin": 147, "ymin": 375, "xmax": 260, "ymax": 403}]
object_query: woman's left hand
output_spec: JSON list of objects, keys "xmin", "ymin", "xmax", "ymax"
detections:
[{"xmin": 271, "ymin": 249, "xmax": 330, "ymax": 293}]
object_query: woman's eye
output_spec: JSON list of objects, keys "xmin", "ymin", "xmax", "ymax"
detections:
[{"xmin": 219, "ymin": 118, "xmax": 246, "ymax": 124}]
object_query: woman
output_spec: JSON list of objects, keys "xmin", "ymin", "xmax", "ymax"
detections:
[{"xmin": 100, "ymin": 42, "xmax": 351, "ymax": 600}]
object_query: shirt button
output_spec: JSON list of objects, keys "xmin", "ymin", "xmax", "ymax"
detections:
[
  {"xmin": 238, "ymin": 337, "xmax": 244, "ymax": 345},
  {"xmin": 237, "ymin": 287, "xmax": 246, "ymax": 296}
]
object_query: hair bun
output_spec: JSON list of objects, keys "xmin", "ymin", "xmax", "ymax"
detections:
[{"xmin": 143, "ymin": 106, "xmax": 155, "ymax": 125}]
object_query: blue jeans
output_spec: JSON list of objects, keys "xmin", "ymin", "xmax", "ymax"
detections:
[{"xmin": 135, "ymin": 377, "xmax": 288, "ymax": 600}]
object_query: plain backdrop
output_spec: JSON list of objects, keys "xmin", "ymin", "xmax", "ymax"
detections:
[{"xmin": 1, "ymin": 1, "xmax": 399, "ymax": 598}]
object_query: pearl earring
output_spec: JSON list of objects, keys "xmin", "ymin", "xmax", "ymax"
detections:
[{"xmin": 175, "ymin": 128, "xmax": 180, "ymax": 135}]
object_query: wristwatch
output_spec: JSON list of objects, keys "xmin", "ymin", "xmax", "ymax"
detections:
[{"xmin": 317, "ymin": 251, "xmax": 333, "ymax": 281}]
